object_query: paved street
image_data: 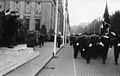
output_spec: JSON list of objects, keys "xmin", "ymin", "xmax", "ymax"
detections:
[{"xmin": 37, "ymin": 44, "xmax": 120, "ymax": 76}]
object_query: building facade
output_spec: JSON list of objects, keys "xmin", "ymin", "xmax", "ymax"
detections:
[{"xmin": 0, "ymin": 0, "xmax": 63, "ymax": 37}]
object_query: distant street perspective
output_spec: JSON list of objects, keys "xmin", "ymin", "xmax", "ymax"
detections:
[{"xmin": 0, "ymin": 0, "xmax": 120, "ymax": 76}]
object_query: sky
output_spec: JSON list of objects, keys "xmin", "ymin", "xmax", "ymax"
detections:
[{"xmin": 68, "ymin": 0, "xmax": 120, "ymax": 26}]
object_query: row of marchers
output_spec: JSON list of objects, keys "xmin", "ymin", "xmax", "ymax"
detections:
[{"xmin": 70, "ymin": 33, "xmax": 120, "ymax": 65}]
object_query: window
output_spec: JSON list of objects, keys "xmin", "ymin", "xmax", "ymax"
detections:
[
  {"xmin": 25, "ymin": 1, "xmax": 31, "ymax": 14},
  {"xmin": 35, "ymin": 19, "xmax": 41, "ymax": 30},
  {"xmin": 0, "ymin": 2, "xmax": 4, "ymax": 11},
  {"xmin": 24, "ymin": 18, "xmax": 30, "ymax": 30},
  {"xmin": 35, "ymin": 2, "xmax": 41, "ymax": 14},
  {"xmin": 14, "ymin": 1, "xmax": 20, "ymax": 12}
]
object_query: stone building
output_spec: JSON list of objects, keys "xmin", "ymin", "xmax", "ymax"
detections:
[{"xmin": 0, "ymin": 0, "xmax": 63, "ymax": 37}]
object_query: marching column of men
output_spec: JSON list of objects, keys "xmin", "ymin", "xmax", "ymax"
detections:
[{"xmin": 70, "ymin": 32, "xmax": 120, "ymax": 65}]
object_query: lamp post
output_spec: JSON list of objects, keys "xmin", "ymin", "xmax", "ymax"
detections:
[
  {"xmin": 63, "ymin": 0, "xmax": 65, "ymax": 45},
  {"xmin": 53, "ymin": 0, "xmax": 58, "ymax": 57}
]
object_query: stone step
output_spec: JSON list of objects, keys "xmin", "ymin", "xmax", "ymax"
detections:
[
  {"xmin": 0, "ymin": 47, "xmax": 39, "ymax": 76},
  {"xmin": 0, "ymin": 61, "xmax": 17, "ymax": 76}
]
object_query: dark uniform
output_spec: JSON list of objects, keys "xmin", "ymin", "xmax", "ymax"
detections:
[
  {"xmin": 89, "ymin": 35, "xmax": 99, "ymax": 59},
  {"xmin": 78, "ymin": 35, "xmax": 92, "ymax": 63},
  {"xmin": 38, "ymin": 34, "xmax": 42, "ymax": 47},
  {"xmin": 70, "ymin": 35, "xmax": 74, "ymax": 46},
  {"xmin": 85, "ymin": 35, "xmax": 94, "ymax": 64},
  {"xmin": 57, "ymin": 34, "xmax": 61, "ymax": 48},
  {"xmin": 96, "ymin": 40, "xmax": 104, "ymax": 58},
  {"xmin": 41, "ymin": 34, "xmax": 45, "ymax": 46},
  {"xmin": 72, "ymin": 36, "xmax": 79, "ymax": 58},
  {"xmin": 2, "ymin": 12, "xmax": 18, "ymax": 47},
  {"xmin": 77, "ymin": 35, "xmax": 84, "ymax": 57},
  {"xmin": 113, "ymin": 35, "xmax": 120, "ymax": 65},
  {"xmin": 77, "ymin": 35, "xmax": 88, "ymax": 58},
  {"xmin": 99, "ymin": 35, "xmax": 110, "ymax": 64}
]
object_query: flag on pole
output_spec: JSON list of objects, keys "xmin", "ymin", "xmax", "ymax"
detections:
[
  {"xmin": 103, "ymin": 2, "xmax": 110, "ymax": 24},
  {"xmin": 101, "ymin": 2, "xmax": 110, "ymax": 35}
]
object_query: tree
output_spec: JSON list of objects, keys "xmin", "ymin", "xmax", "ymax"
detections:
[
  {"xmin": 110, "ymin": 11, "xmax": 120, "ymax": 34},
  {"xmin": 85, "ymin": 19, "xmax": 102, "ymax": 35}
]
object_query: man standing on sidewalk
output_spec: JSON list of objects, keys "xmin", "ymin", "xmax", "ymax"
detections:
[{"xmin": 57, "ymin": 32, "xmax": 61, "ymax": 48}]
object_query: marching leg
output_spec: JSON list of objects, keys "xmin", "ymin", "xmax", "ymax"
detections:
[{"xmin": 114, "ymin": 46, "xmax": 120, "ymax": 65}]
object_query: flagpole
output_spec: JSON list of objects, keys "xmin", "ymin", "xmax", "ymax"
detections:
[
  {"xmin": 53, "ymin": 0, "xmax": 58, "ymax": 57},
  {"xmin": 63, "ymin": 0, "xmax": 66, "ymax": 45}
]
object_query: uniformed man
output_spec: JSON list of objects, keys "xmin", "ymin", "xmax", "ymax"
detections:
[
  {"xmin": 73, "ymin": 35, "xmax": 79, "ymax": 59},
  {"xmin": 57, "ymin": 33, "xmax": 61, "ymax": 48},
  {"xmin": 2, "ymin": 11, "xmax": 19, "ymax": 47},
  {"xmin": 38, "ymin": 33, "xmax": 42, "ymax": 47},
  {"xmin": 77, "ymin": 35, "xmax": 88, "ymax": 59},
  {"xmin": 70, "ymin": 34, "xmax": 74, "ymax": 46},
  {"xmin": 90, "ymin": 34, "xmax": 99, "ymax": 59},
  {"xmin": 99, "ymin": 35, "xmax": 110, "ymax": 64},
  {"xmin": 112, "ymin": 32, "xmax": 120, "ymax": 65},
  {"xmin": 96, "ymin": 39, "xmax": 104, "ymax": 58},
  {"xmin": 85, "ymin": 35, "xmax": 93, "ymax": 64},
  {"xmin": 77, "ymin": 35, "xmax": 85, "ymax": 58}
]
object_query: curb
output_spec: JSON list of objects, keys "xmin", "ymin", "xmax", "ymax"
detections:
[{"xmin": 35, "ymin": 45, "xmax": 64, "ymax": 76}]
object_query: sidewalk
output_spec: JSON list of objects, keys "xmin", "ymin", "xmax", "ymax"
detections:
[{"xmin": 4, "ymin": 42, "xmax": 63, "ymax": 76}]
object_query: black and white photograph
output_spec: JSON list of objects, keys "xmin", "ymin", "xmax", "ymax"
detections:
[{"xmin": 0, "ymin": 0, "xmax": 120, "ymax": 76}]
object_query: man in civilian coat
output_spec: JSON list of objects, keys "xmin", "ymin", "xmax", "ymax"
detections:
[{"xmin": 2, "ymin": 11, "xmax": 18, "ymax": 47}]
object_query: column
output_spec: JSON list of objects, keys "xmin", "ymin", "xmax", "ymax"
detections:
[
  {"xmin": 29, "ymin": 2, "xmax": 35, "ymax": 31},
  {"xmin": 20, "ymin": 1, "xmax": 25, "ymax": 19},
  {"xmin": 9, "ymin": 1, "xmax": 14, "ymax": 11}
]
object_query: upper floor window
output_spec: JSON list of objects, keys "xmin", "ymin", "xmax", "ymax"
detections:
[
  {"xmin": 0, "ymin": 2, "xmax": 4, "ymax": 11},
  {"xmin": 14, "ymin": 1, "xmax": 20, "ymax": 12},
  {"xmin": 35, "ymin": 2, "xmax": 41, "ymax": 14},
  {"xmin": 25, "ymin": 1, "xmax": 31, "ymax": 14}
]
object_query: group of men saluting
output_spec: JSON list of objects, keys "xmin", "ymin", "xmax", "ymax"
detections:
[{"xmin": 70, "ymin": 22, "xmax": 120, "ymax": 65}]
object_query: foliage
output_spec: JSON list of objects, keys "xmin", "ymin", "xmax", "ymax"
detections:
[
  {"xmin": 70, "ymin": 25, "xmax": 85, "ymax": 34},
  {"xmin": 70, "ymin": 19, "xmax": 102, "ymax": 35},
  {"xmin": 84, "ymin": 19, "xmax": 102, "ymax": 35},
  {"xmin": 110, "ymin": 11, "xmax": 120, "ymax": 34}
]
